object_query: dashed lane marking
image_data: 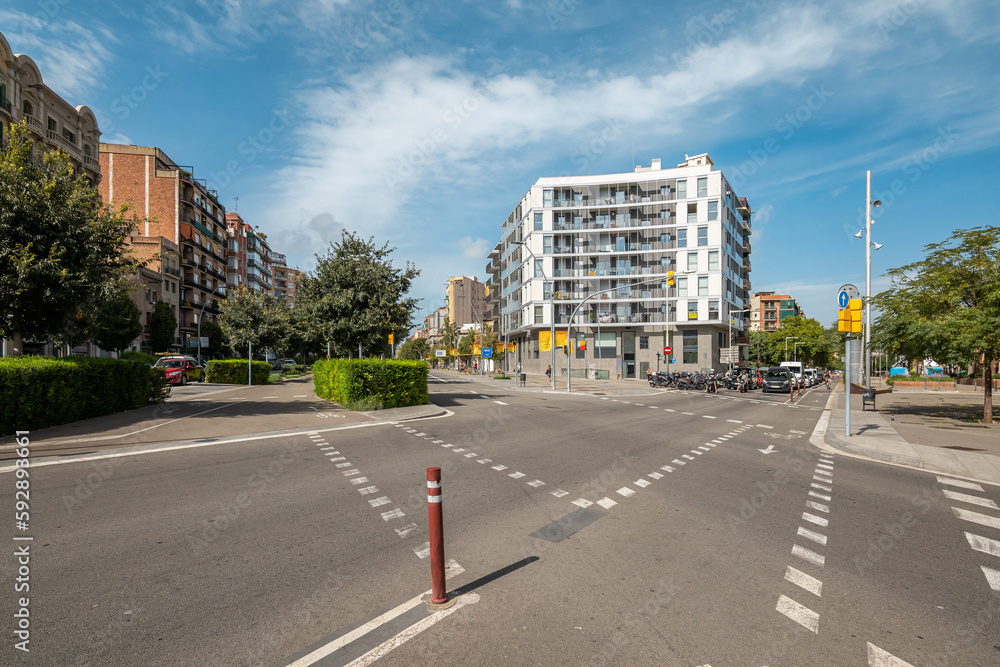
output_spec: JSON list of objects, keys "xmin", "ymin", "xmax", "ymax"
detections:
[
  {"xmin": 509, "ymin": 471, "xmax": 526, "ymax": 479},
  {"xmin": 550, "ymin": 489, "xmax": 569, "ymax": 498},
  {"xmin": 634, "ymin": 479, "xmax": 652, "ymax": 488},
  {"xmin": 381, "ymin": 508, "xmax": 405, "ymax": 521},
  {"xmin": 661, "ymin": 465, "xmax": 675, "ymax": 472},
  {"xmin": 395, "ymin": 523, "xmax": 418, "ymax": 538},
  {"xmin": 617, "ymin": 487, "xmax": 636, "ymax": 498},
  {"xmin": 596, "ymin": 497, "xmax": 617, "ymax": 509},
  {"xmin": 572, "ymin": 498, "xmax": 593, "ymax": 508},
  {"xmin": 727, "ymin": 419, "xmax": 743, "ymax": 423},
  {"xmin": 368, "ymin": 497, "xmax": 391, "ymax": 507},
  {"xmin": 492, "ymin": 464, "xmax": 507, "ymax": 471},
  {"xmin": 527, "ymin": 480, "xmax": 545, "ymax": 487},
  {"xmin": 494, "ymin": 400, "xmax": 508, "ymax": 405},
  {"xmin": 648, "ymin": 472, "xmax": 664, "ymax": 480}
]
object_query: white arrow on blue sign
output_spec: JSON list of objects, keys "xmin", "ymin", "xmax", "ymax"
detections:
[{"xmin": 838, "ymin": 290, "xmax": 849, "ymax": 308}]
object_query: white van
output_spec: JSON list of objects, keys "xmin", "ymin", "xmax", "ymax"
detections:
[{"xmin": 780, "ymin": 361, "xmax": 804, "ymax": 388}]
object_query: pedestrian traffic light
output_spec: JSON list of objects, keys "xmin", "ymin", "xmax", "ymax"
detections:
[
  {"xmin": 667, "ymin": 270, "xmax": 675, "ymax": 286},
  {"xmin": 579, "ymin": 341, "xmax": 586, "ymax": 352},
  {"xmin": 388, "ymin": 333, "xmax": 394, "ymax": 345},
  {"xmin": 838, "ymin": 298, "xmax": 862, "ymax": 333}
]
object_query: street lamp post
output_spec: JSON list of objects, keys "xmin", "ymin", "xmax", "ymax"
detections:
[
  {"xmin": 512, "ymin": 241, "xmax": 555, "ymax": 390},
  {"xmin": 196, "ymin": 285, "xmax": 223, "ymax": 366},
  {"xmin": 794, "ymin": 340, "xmax": 803, "ymax": 362},
  {"xmin": 862, "ymin": 171, "xmax": 882, "ymax": 389},
  {"xmin": 728, "ymin": 307, "xmax": 751, "ymax": 372},
  {"xmin": 785, "ymin": 336, "xmax": 799, "ymax": 362}
]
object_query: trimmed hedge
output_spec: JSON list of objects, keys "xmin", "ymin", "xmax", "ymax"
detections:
[
  {"xmin": 0, "ymin": 356, "xmax": 169, "ymax": 435},
  {"xmin": 206, "ymin": 360, "xmax": 273, "ymax": 385},
  {"xmin": 313, "ymin": 359, "xmax": 428, "ymax": 409},
  {"xmin": 120, "ymin": 351, "xmax": 158, "ymax": 366}
]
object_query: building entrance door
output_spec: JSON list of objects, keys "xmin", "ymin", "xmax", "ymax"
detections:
[{"xmin": 622, "ymin": 331, "xmax": 636, "ymax": 378}]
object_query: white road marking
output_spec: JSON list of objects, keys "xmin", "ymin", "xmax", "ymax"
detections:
[
  {"xmin": 369, "ymin": 497, "xmax": 391, "ymax": 507},
  {"xmin": 492, "ymin": 465, "xmax": 507, "ymax": 471},
  {"xmin": 596, "ymin": 497, "xmax": 617, "ymax": 509},
  {"xmin": 690, "ymin": 450, "xmax": 704, "ymax": 456},
  {"xmin": 663, "ymin": 408, "xmax": 675, "ymax": 412},
  {"xmin": 813, "ymin": 475, "xmax": 833, "ymax": 484},
  {"xmin": 327, "ymin": 454, "xmax": 344, "ymax": 459},
  {"xmin": 672, "ymin": 459, "xmax": 686, "ymax": 465},
  {"xmin": 698, "ymin": 446, "xmax": 711, "ymax": 451},
  {"xmin": 477, "ymin": 459, "xmax": 491, "ymax": 464},
  {"xmin": 943, "ymin": 490, "xmax": 999, "ymax": 509},
  {"xmin": 432, "ymin": 440, "xmax": 444, "ymax": 444},
  {"xmin": 661, "ymin": 465, "xmax": 675, "ymax": 472},
  {"xmin": 452, "ymin": 448, "xmax": 466, "ymax": 453},
  {"xmin": 381, "ymin": 508, "xmax": 405, "ymax": 521},
  {"xmin": 785, "ymin": 566, "xmax": 822, "ymax": 597},
  {"xmin": 319, "ymin": 446, "xmax": 337, "ymax": 451},
  {"xmin": 981, "ymin": 566, "xmax": 1000, "ymax": 592},
  {"xmin": 648, "ymin": 472, "xmax": 664, "ymax": 480},
  {"xmin": 789, "ymin": 429, "xmax": 807, "ymax": 435},
  {"xmin": 335, "ymin": 462, "xmax": 353, "ymax": 468},
  {"xmin": 413, "ymin": 542, "xmax": 430, "ymax": 559},
  {"xmin": 479, "ymin": 395, "xmax": 491, "ymax": 399},
  {"xmin": 494, "ymin": 400, "xmax": 508, "ymax": 405},
  {"xmin": 509, "ymin": 472, "xmax": 526, "ymax": 479},
  {"xmin": 757, "ymin": 424, "xmax": 774, "ymax": 429},
  {"xmin": 704, "ymin": 443, "xmax": 717, "ymax": 448},
  {"xmin": 936, "ymin": 476, "xmax": 985, "ymax": 492},
  {"xmin": 811, "ymin": 482, "xmax": 832, "ymax": 492},
  {"xmin": 727, "ymin": 419, "xmax": 743, "ymax": 423},
  {"xmin": 711, "ymin": 439, "xmax": 724, "ymax": 444},
  {"xmin": 617, "ymin": 487, "xmax": 636, "ymax": 497},
  {"xmin": 797, "ymin": 526, "xmax": 828, "ymax": 546},
  {"xmin": 414, "ymin": 432, "xmax": 426, "ymax": 437},
  {"xmin": 682, "ymin": 454, "xmax": 695, "ymax": 460},
  {"xmin": 649, "ymin": 405, "xmax": 657, "ymax": 409},
  {"xmin": 464, "ymin": 453, "xmax": 477, "ymax": 458},
  {"xmin": 952, "ymin": 507, "xmax": 1000, "ymax": 529},
  {"xmin": 718, "ymin": 436, "xmax": 731, "ymax": 440},
  {"xmin": 965, "ymin": 532, "xmax": 1000, "ymax": 557},
  {"xmin": 527, "ymin": 480, "xmax": 545, "ymax": 487},
  {"xmin": 809, "ymin": 491, "xmax": 832, "ymax": 502},
  {"xmin": 702, "ymin": 415, "xmax": 717, "ymax": 419},
  {"xmin": 395, "ymin": 523, "xmax": 418, "ymax": 538},
  {"xmin": 792, "ymin": 544, "xmax": 825, "ymax": 567},
  {"xmin": 816, "ymin": 463, "xmax": 834, "ymax": 471},
  {"xmin": 634, "ymin": 479, "xmax": 652, "ymax": 488},
  {"xmin": 358, "ymin": 486, "xmax": 379, "ymax": 495},
  {"xmin": 550, "ymin": 489, "xmax": 569, "ymax": 498},
  {"xmin": 682, "ymin": 412, "xmax": 695, "ymax": 415},
  {"xmin": 343, "ymin": 593, "xmax": 481, "ymax": 667},
  {"xmin": 633, "ymin": 403, "xmax": 644, "ymax": 407},
  {"xmin": 802, "ymin": 512, "xmax": 828, "ymax": 527},
  {"xmin": 342, "ymin": 470, "xmax": 361, "ymax": 476},
  {"xmin": 776, "ymin": 594, "xmax": 818, "ymax": 633},
  {"xmin": 294, "ymin": 394, "xmax": 309, "ymax": 398},
  {"xmin": 350, "ymin": 477, "xmax": 370, "ymax": 485},
  {"xmin": 867, "ymin": 642, "xmax": 916, "ymax": 666},
  {"xmin": 806, "ymin": 501, "xmax": 830, "ymax": 513},
  {"xmin": 572, "ymin": 498, "xmax": 593, "ymax": 508}
]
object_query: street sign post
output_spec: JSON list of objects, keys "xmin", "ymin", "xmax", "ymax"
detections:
[{"xmin": 482, "ymin": 347, "xmax": 492, "ymax": 358}]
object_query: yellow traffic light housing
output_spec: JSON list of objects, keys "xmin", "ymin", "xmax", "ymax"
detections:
[
  {"xmin": 838, "ymin": 298, "xmax": 863, "ymax": 334},
  {"xmin": 667, "ymin": 270, "xmax": 675, "ymax": 287}
]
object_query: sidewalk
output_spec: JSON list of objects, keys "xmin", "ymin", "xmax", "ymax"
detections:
[
  {"xmin": 432, "ymin": 369, "xmax": 660, "ymax": 396},
  {"xmin": 821, "ymin": 385, "xmax": 1000, "ymax": 486}
]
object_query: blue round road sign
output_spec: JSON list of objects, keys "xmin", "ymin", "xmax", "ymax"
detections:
[{"xmin": 838, "ymin": 290, "xmax": 849, "ymax": 308}]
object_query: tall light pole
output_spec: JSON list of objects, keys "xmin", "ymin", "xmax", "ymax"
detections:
[
  {"xmin": 856, "ymin": 171, "xmax": 883, "ymax": 390},
  {"xmin": 785, "ymin": 336, "xmax": 799, "ymax": 362},
  {"xmin": 794, "ymin": 340, "xmax": 803, "ymax": 362},
  {"xmin": 728, "ymin": 307, "xmax": 751, "ymax": 372},
  {"xmin": 512, "ymin": 241, "xmax": 555, "ymax": 390}
]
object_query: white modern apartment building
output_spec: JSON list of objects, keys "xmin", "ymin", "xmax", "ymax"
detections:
[{"xmin": 490, "ymin": 154, "xmax": 752, "ymax": 379}]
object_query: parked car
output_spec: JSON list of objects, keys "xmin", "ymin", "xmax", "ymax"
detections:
[
  {"xmin": 271, "ymin": 358, "xmax": 298, "ymax": 370},
  {"xmin": 761, "ymin": 366, "xmax": 794, "ymax": 393},
  {"xmin": 153, "ymin": 355, "xmax": 205, "ymax": 385}
]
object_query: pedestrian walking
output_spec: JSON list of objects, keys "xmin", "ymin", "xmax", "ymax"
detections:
[{"xmin": 545, "ymin": 364, "xmax": 552, "ymax": 379}]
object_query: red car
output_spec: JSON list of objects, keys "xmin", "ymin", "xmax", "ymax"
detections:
[{"xmin": 153, "ymin": 355, "xmax": 205, "ymax": 385}]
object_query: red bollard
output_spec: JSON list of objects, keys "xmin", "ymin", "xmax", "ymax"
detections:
[
  {"xmin": 426, "ymin": 467, "xmax": 447, "ymax": 604},
  {"xmin": 790, "ymin": 383, "xmax": 794, "ymax": 403}
]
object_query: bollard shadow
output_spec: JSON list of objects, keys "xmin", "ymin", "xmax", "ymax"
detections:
[{"xmin": 447, "ymin": 556, "xmax": 539, "ymax": 598}]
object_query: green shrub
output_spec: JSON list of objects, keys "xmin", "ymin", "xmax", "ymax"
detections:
[
  {"xmin": 0, "ymin": 356, "xmax": 167, "ymax": 435},
  {"xmin": 120, "ymin": 351, "xmax": 158, "ymax": 366},
  {"xmin": 205, "ymin": 360, "xmax": 272, "ymax": 384},
  {"xmin": 313, "ymin": 358, "xmax": 428, "ymax": 409}
]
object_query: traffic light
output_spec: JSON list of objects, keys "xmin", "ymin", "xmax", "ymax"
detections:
[
  {"xmin": 388, "ymin": 333, "xmax": 394, "ymax": 345},
  {"xmin": 579, "ymin": 341, "xmax": 586, "ymax": 352},
  {"xmin": 838, "ymin": 298, "xmax": 862, "ymax": 333},
  {"xmin": 562, "ymin": 345, "xmax": 568, "ymax": 355},
  {"xmin": 667, "ymin": 270, "xmax": 675, "ymax": 286}
]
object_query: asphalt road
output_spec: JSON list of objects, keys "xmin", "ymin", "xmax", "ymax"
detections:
[{"xmin": 1, "ymin": 375, "xmax": 997, "ymax": 666}]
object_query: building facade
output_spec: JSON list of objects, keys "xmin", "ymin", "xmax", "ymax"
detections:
[
  {"xmin": 127, "ymin": 236, "xmax": 181, "ymax": 352},
  {"xmin": 445, "ymin": 276, "xmax": 486, "ymax": 330},
  {"xmin": 493, "ymin": 154, "xmax": 752, "ymax": 378},
  {"xmin": 99, "ymin": 144, "xmax": 228, "ymax": 352},
  {"xmin": 750, "ymin": 291, "xmax": 803, "ymax": 332},
  {"xmin": 270, "ymin": 252, "xmax": 301, "ymax": 306}
]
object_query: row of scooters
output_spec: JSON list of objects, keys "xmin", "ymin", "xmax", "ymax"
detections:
[{"xmin": 647, "ymin": 370, "xmax": 761, "ymax": 393}]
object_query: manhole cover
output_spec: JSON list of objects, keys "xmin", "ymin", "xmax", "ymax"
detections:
[{"xmin": 942, "ymin": 445, "xmax": 986, "ymax": 452}]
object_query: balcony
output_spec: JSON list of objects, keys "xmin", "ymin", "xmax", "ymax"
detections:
[{"xmin": 0, "ymin": 98, "xmax": 11, "ymax": 119}]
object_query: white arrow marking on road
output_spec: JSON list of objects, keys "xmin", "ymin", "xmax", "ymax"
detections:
[
  {"xmin": 867, "ymin": 642, "xmax": 916, "ymax": 666},
  {"xmin": 758, "ymin": 445, "xmax": 778, "ymax": 454}
]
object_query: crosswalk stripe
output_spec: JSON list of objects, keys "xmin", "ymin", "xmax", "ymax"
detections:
[
  {"xmin": 776, "ymin": 594, "xmax": 818, "ymax": 633},
  {"xmin": 596, "ymin": 497, "xmax": 617, "ymax": 509},
  {"xmin": 785, "ymin": 566, "xmax": 822, "ymax": 597},
  {"xmin": 943, "ymin": 489, "xmax": 999, "ymax": 509},
  {"xmin": 572, "ymin": 498, "xmax": 593, "ymax": 508},
  {"xmin": 797, "ymin": 526, "xmax": 828, "ymax": 546},
  {"xmin": 806, "ymin": 501, "xmax": 830, "ymax": 513},
  {"xmin": 811, "ymin": 482, "xmax": 832, "ymax": 492},
  {"xmin": 867, "ymin": 642, "xmax": 916, "ymax": 666},
  {"xmin": 952, "ymin": 507, "xmax": 1000, "ymax": 529},
  {"xmin": 965, "ymin": 532, "xmax": 1000, "ymax": 557},
  {"xmin": 617, "ymin": 487, "xmax": 636, "ymax": 497},
  {"xmin": 936, "ymin": 476, "xmax": 984, "ymax": 492},
  {"xmin": 809, "ymin": 491, "xmax": 832, "ymax": 502},
  {"xmin": 550, "ymin": 489, "xmax": 569, "ymax": 498},
  {"xmin": 792, "ymin": 544, "xmax": 825, "ymax": 567},
  {"xmin": 981, "ymin": 566, "xmax": 1000, "ymax": 592},
  {"xmin": 802, "ymin": 512, "xmax": 829, "ymax": 528},
  {"xmin": 648, "ymin": 472, "xmax": 664, "ymax": 480}
]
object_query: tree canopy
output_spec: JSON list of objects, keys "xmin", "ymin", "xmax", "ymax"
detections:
[
  {"xmin": 398, "ymin": 337, "xmax": 431, "ymax": 360},
  {"xmin": 297, "ymin": 231, "xmax": 419, "ymax": 357},
  {"xmin": 872, "ymin": 226, "xmax": 1000, "ymax": 423},
  {"xmin": 218, "ymin": 287, "xmax": 289, "ymax": 354},
  {"xmin": 760, "ymin": 316, "xmax": 836, "ymax": 368},
  {"xmin": 89, "ymin": 292, "xmax": 143, "ymax": 354},
  {"xmin": 148, "ymin": 301, "xmax": 177, "ymax": 353},
  {"xmin": 0, "ymin": 122, "xmax": 139, "ymax": 353}
]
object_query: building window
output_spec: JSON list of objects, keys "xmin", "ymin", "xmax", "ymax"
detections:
[
  {"xmin": 677, "ymin": 277, "xmax": 688, "ymax": 297},
  {"xmin": 535, "ymin": 306, "xmax": 543, "ymax": 323},
  {"xmin": 63, "ymin": 129, "xmax": 75, "ymax": 144},
  {"xmin": 660, "ymin": 233, "xmax": 670, "ymax": 244},
  {"xmin": 688, "ymin": 301, "xmax": 699, "ymax": 320},
  {"xmin": 639, "ymin": 336, "xmax": 649, "ymax": 350},
  {"xmin": 47, "ymin": 117, "xmax": 57, "ymax": 131},
  {"xmin": 22, "ymin": 100, "xmax": 33, "ymax": 116},
  {"xmin": 596, "ymin": 331, "xmax": 616, "ymax": 359},
  {"xmin": 543, "ymin": 189, "xmax": 553, "ymax": 207},
  {"xmin": 708, "ymin": 251, "xmax": 719, "ymax": 271},
  {"xmin": 698, "ymin": 226, "xmax": 708, "ymax": 246},
  {"xmin": 697, "ymin": 177, "xmax": 708, "ymax": 197},
  {"xmin": 698, "ymin": 276, "xmax": 708, "ymax": 296},
  {"xmin": 676, "ymin": 180, "xmax": 687, "ymax": 199},
  {"xmin": 687, "ymin": 253, "xmax": 698, "ymax": 272},
  {"xmin": 534, "ymin": 259, "xmax": 543, "ymax": 278},
  {"xmin": 534, "ymin": 212, "xmax": 543, "ymax": 230},
  {"xmin": 683, "ymin": 330, "xmax": 698, "ymax": 363},
  {"xmin": 677, "ymin": 229, "xmax": 687, "ymax": 248},
  {"xmin": 709, "ymin": 300, "xmax": 719, "ymax": 320},
  {"xmin": 708, "ymin": 201, "xmax": 719, "ymax": 221},
  {"xmin": 543, "ymin": 236, "xmax": 552, "ymax": 254}
]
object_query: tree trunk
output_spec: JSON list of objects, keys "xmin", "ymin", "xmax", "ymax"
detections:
[
  {"xmin": 984, "ymin": 358, "xmax": 994, "ymax": 424},
  {"xmin": 9, "ymin": 331, "xmax": 23, "ymax": 356}
]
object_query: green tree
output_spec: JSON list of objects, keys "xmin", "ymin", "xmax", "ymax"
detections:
[
  {"xmin": 457, "ymin": 329, "xmax": 476, "ymax": 355},
  {"xmin": 398, "ymin": 337, "xmax": 431, "ymax": 360},
  {"xmin": 767, "ymin": 316, "xmax": 833, "ymax": 367},
  {"xmin": 89, "ymin": 292, "xmax": 143, "ymax": 354},
  {"xmin": 749, "ymin": 329, "xmax": 772, "ymax": 367},
  {"xmin": 297, "ymin": 231, "xmax": 420, "ymax": 358},
  {"xmin": 197, "ymin": 319, "xmax": 228, "ymax": 358},
  {"xmin": 218, "ymin": 287, "xmax": 289, "ymax": 355},
  {"xmin": 872, "ymin": 226, "xmax": 1000, "ymax": 423},
  {"xmin": 148, "ymin": 301, "xmax": 177, "ymax": 353},
  {"xmin": 440, "ymin": 318, "xmax": 459, "ymax": 362},
  {"xmin": 0, "ymin": 122, "xmax": 140, "ymax": 354}
]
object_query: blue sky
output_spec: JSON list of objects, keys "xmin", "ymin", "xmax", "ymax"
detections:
[{"xmin": 3, "ymin": 0, "xmax": 999, "ymax": 327}]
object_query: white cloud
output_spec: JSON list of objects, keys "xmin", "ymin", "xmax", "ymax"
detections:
[{"xmin": 458, "ymin": 237, "xmax": 491, "ymax": 260}]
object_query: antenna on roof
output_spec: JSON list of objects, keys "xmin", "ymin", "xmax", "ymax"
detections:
[{"xmin": 232, "ymin": 197, "xmax": 238, "ymax": 213}]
